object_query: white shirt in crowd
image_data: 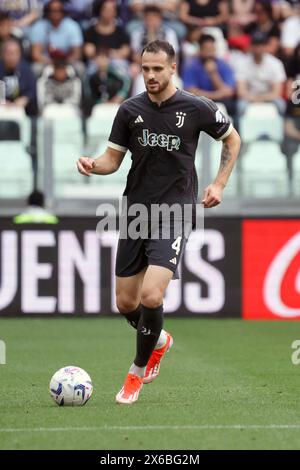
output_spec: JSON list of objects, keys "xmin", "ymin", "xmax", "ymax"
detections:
[
  {"xmin": 281, "ymin": 15, "xmax": 300, "ymax": 50},
  {"xmin": 130, "ymin": 26, "xmax": 179, "ymax": 55},
  {"xmin": 236, "ymin": 53, "xmax": 286, "ymax": 95}
]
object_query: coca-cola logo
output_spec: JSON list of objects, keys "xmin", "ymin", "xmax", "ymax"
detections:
[
  {"xmin": 243, "ymin": 220, "xmax": 300, "ymax": 320},
  {"xmin": 263, "ymin": 232, "xmax": 300, "ymax": 318}
]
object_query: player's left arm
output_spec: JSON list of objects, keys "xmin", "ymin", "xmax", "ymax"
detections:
[{"xmin": 202, "ymin": 128, "xmax": 241, "ymax": 208}]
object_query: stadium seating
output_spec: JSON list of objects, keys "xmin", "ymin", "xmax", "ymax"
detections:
[
  {"xmin": 293, "ymin": 147, "xmax": 300, "ymax": 196},
  {"xmin": 37, "ymin": 103, "xmax": 131, "ymax": 199},
  {"xmin": 38, "ymin": 104, "xmax": 85, "ymax": 197},
  {"xmin": 86, "ymin": 103, "xmax": 131, "ymax": 198},
  {"xmin": 239, "ymin": 103, "xmax": 284, "ymax": 143},
  {"xmin": 0, "ymin": 106, "xmax": 32, "ymax": 197},
  {"xmin": 237, "ymin": 103, "xmax": 289, "ymax": 197},
  {"xmin": 240, "ymin": 141, "xmax": 289, "ymax": 197},
  {"xmin": 0, "ymin": 141, "xmax": 32, "ymax": 197},
  {"xmin": 86, "ymin": 103, "xmax": 119, "ymax": 154},
  {"xmin": 0, "ymin": 106, "xmax": 31, "ymax": 147}
]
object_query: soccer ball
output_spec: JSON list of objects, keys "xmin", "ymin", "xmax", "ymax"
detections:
[{"xmin": 49, "ymin": 366, "xmax": 93, "ymax": 406}]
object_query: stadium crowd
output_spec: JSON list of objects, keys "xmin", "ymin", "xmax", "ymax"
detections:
[{"xmin": 0, "ymin": 0, "xmax": 299, "ymax": 171}]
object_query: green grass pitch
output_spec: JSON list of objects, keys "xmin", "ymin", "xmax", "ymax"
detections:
[{"xmin": 0, "ymin": 317, "xmax": 299, "ymax": 450}]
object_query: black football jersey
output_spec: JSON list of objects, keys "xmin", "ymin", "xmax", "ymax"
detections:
[{"xmin": 108, "ymin": 89, "xmax": 232, "ymax": 207}]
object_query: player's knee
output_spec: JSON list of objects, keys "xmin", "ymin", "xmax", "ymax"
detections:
[
  {"xmin": 116, "ymin": 294, "xmax": 139, "ymax": 314},
  {"xmin": 141, "ymin": 287, "xmax": 163, "ymax": 309}
]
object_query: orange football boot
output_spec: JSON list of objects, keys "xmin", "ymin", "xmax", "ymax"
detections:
[
  {"xmin": 116, "ymin": 373, "xmax": 143, "ymax": 404},
  {"xmin": 143, "ymin": 332, "xmax": 173, "ymax": 384}
]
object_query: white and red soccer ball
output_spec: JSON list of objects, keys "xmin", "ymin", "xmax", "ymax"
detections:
[{"xmin": 50, "ymin": 366, "xmax": 93, "ymax": 406}]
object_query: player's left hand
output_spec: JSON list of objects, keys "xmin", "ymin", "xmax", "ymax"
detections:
[{"xmin": 201, "ymin": 183, "xmax": 223, "ymax": 208}]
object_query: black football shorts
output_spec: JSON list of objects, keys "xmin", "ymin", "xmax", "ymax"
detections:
[{"xmin": 115, "ymin": 217, "xmax": 192, "ymax": 279}]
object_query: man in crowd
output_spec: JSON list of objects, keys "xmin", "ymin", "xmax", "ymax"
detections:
[
  {"xmin": 130, "ymin": 5, "xmax": 179, "ymax": 64},
  {"xmin": 183, "ymin": 33, "xmax": 236, "ymax": 115},
  {"xmin": 30, "ymin": 0, "xmax": 83, "ymax": 75},
  {"xmin": 37, "ymin": 54, "xmax": 82, "ymax": 111},
  {"xmin": 236, "ymin": 31, "xmax": 286, "ymax": 115},
  {"xmin": 87, "ymin": 46, "xmax": 131, "ymax": 109},
  {"xmin": 0, "ymin": 38, "xmax": 36, "ymax": 114}
]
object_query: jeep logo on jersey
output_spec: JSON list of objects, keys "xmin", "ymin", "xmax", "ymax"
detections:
[{"xmin": 138, "ymin": 129, "xmax": 181, "ymax": 151}]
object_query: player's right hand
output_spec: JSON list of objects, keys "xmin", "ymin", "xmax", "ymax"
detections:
[{"xmin": 77, "ymin": 157, "xmax": 95, "ymax": 177}]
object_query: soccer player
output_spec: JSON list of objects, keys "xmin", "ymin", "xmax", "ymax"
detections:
[{"xmin": 77, "ymin": 40, "xmax": 241, "ymax": 404}]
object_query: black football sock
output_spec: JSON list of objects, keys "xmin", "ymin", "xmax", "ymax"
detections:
[
  {"xmin": 121, "ymin": 304, "xmax": 141, "ymax": 330},
  {"xmin": 134, "ymin": 304, "xmax": 164, "ymax": 367}
]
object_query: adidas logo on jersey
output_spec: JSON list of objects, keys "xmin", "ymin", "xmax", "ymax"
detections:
[
  {"xmin": 169, "ymin": 257, "xmax": 177, "ymax": 265},
  {"xmin": 215, "ymin": 109, "xmax": 227, "ymax": 123},
  {"xmin": 135, "ymin": 115, "xmax": 144, "ymax": 123}
]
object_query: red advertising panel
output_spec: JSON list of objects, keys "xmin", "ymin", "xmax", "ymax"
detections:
[{"xmin": 243, "ymin": 220, "xmax": 300, "ymax": 320}]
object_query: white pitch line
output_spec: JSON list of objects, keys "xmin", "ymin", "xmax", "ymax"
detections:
[{"xmin": 1, "ymin": 425, "xmax": 300, "ymax": 433}]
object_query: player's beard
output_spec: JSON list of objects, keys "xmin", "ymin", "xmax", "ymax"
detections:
[{"xmin": 146, "ymin": 77, "xmax": 170, "ymax": 95}]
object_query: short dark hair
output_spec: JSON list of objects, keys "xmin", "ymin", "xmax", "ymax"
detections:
[
  {"xmin": 144, "ymin": 5, "xmax": 162, "ymax": 15},
  {"xmin": 93, "ymin": 0, "xmax": 115, "ymax": 17},
  {"xmin": 0, "ymin": 12, "xmax": 10, "ymax": 22},
  {"xmin": 141, "ymin": 40, "xmax": 175, "ymax": 62},
  {"xmin": 199, "ymin": 34, "xmax": 215, "ymax": 47},
  {"xmin": 44, "ymin": 0, "xmax": 66, "ymax": 16},
  {"xmin": 1, "ymin": 37, "xmax": 22, "ymax": 56},
  {"xmin": 255, "ymin": 0, "xmax": 273, "ymax": 18}
]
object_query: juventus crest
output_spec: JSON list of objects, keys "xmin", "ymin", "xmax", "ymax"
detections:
[{"xmin": 176, "ymin": 111, "xmax": 186, "ymax": 128}]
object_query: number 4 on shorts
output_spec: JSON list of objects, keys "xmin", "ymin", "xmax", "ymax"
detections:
[{"xmin": 172, "ymin": 236, "xmax": 182, "ymax": 255}]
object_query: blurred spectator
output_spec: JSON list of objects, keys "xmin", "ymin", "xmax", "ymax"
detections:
[
  {"xmin": 182, "ymin": 34, "xmax": 236, "ymax": 115},
  {"xmin": 179, "ymin": 0, "xmax": 229, "ymax": 32},
  {"xmin": 245, "ymin": 1, "xmax": 280, "ymax": 56},
  {"xmin": 286, "ymin": 41, "xmax": 300, "ymax": 94},
  {"xmin": 13, "ymin": 190, "xmax": 59, "ymax": 224},
  {"xmin": 274, "ymin": 0, "xmax": 299, "ymax": 21},
  {"xmin": 228, "ymin": 0, "xmax": 256, "ymax": 28},
  {"xmin": 84, "ymin": 0, "xmax": 130, "ymax": 66},
  {"xmin": 87, "ymin": 46, "xmax": 131, "ymax": 110},
  {"xmin": 236, "ymin": 32, "xmax": 286, "ymax": 114},
  {"xmin": 37, "ymin": 56, "xmax": 81, "ymax": 111},
  {"xmin": 181, "ymin": 25, "xmax": 201, "ymax": 61},
  {"xmin": 127, "ymin": 1, "xmax": 186, "ymax": 39},
  {"xmin": 281, "ymin": 43, "xmax": 300, "ymax": 182},
  {"xmin": 227, "ymin": 34, "xmax": 251, "ymax": 77},
  {"xmin": 129, "ymin": 0, "xmax": 180, "ymax": 18},
  {"xmin": 30, "ymin": 0, "xmax": 83, "ymax": 75},
  {"xmin": 59, "ymin": 0, "xmax": 94, "ymax": 24},
  {"xmin": 130, "ymin": 5, "xmax": 179, "ymax": 64},
  {"xmin": 0, "ymin": 38, "xmax": 36, "ymax": 114},
  {"xmin": 0, "ymin": 0, "xmax": 42, "ymax": 29},
  {"xmin": 281, "ymin": 11, "xmax": 300, "ymax": 58},
  {"xmin": 0, "ymin": 12, "xmax": 24, "ymax": 49}
]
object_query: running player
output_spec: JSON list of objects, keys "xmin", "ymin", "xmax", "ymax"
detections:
[{"xmin": 77, "ymin": 40, "xmax": 241, "ymax": 404}]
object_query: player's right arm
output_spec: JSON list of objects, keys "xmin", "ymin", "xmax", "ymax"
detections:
[
  {"xmin": 77, "ymin": 146, "xmax": 126, "ymax": 177},
  {"xmin": 77, "ymin": 102, "xmax": 130, "ymax": 176}
]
